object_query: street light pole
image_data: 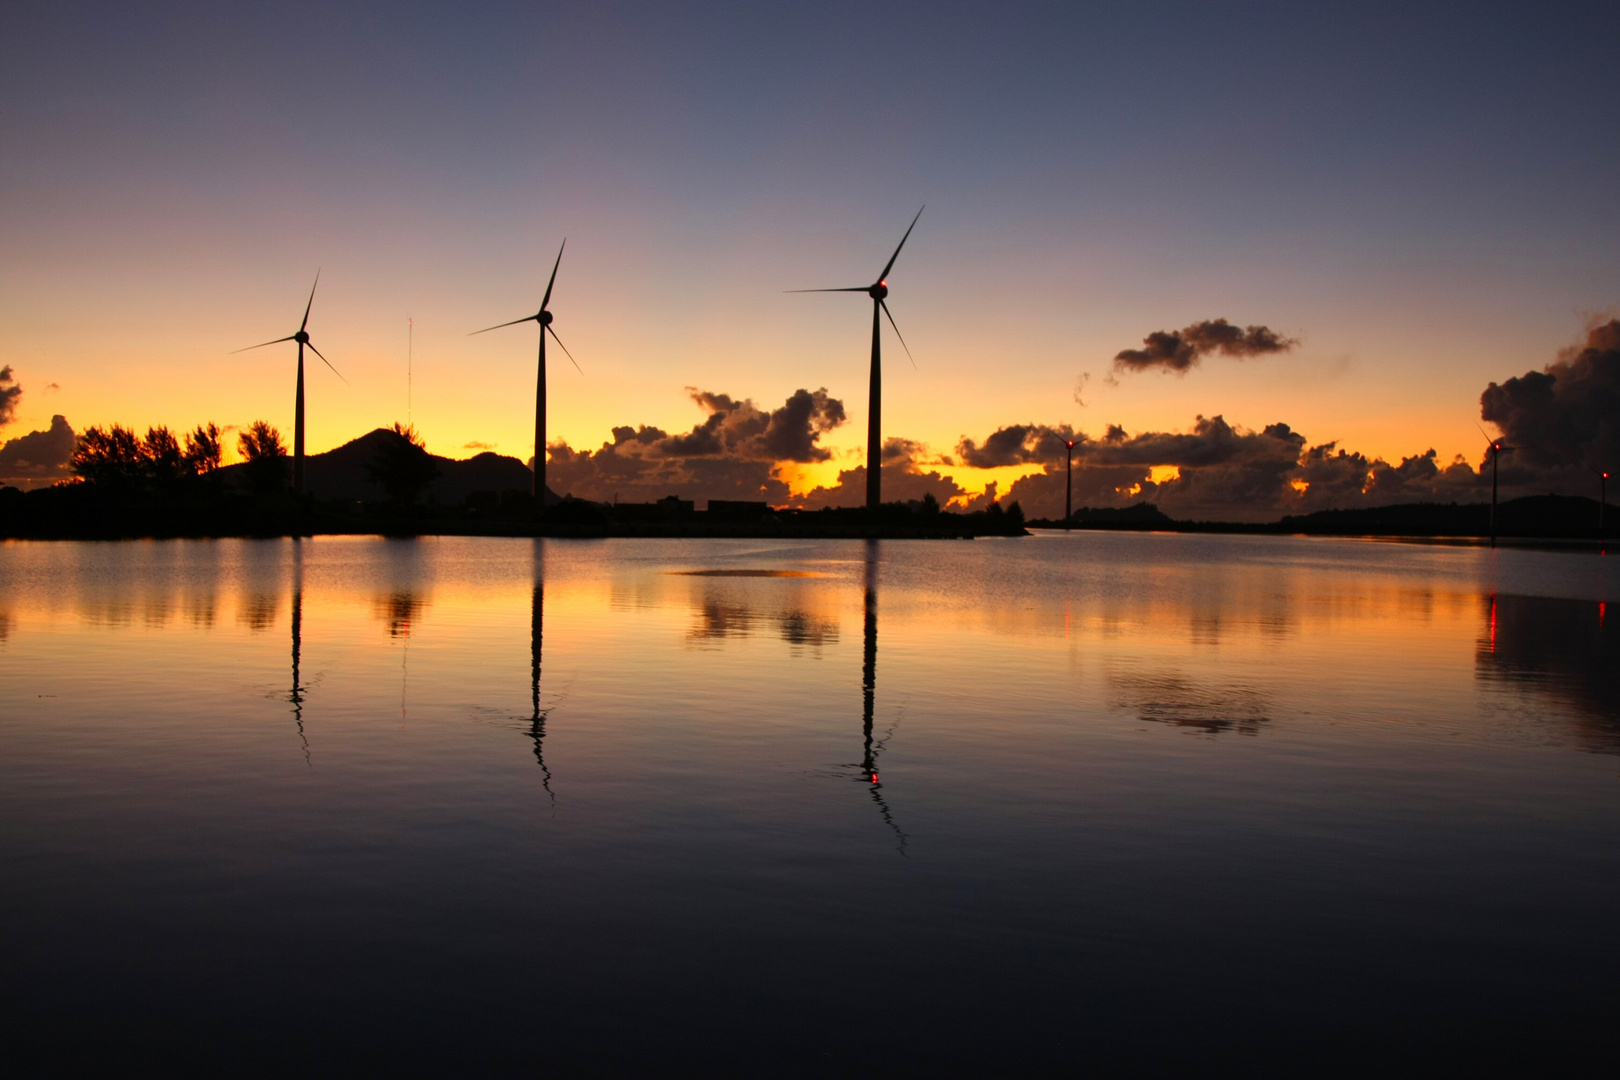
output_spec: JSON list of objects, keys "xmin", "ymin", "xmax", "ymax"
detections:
[
  {"xmin": 1490, "ymin": 442, "xmax": 1501, "ymax": 549},
  {"xmin": 1065, "ymin": 440, "xmax": 1074, "ymax": 527}
]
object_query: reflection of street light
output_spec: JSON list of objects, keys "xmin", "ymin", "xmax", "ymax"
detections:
[
  {"xmin": 1603, "ymin": 471, "xmax": 1610, "ymax": 544},
  {"xmin": 1065, "ymin": 440, "xmax": 1075, "ymax": 526}
]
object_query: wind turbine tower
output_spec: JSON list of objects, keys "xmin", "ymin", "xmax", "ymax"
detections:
[
  {"xmin": 793, "ymin": 207, "xmax": 924, "ymax": 513},
  {"xmin": 472, "ymin": 242, "xmax": 580, "ymax": 513},
  {"xmin": 234, "ymin": 273, "xmax": 345, "ymax": 497}
]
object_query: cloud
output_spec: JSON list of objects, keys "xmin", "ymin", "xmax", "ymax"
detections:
[
  {"xmin": 1481, "ymin": 319, "xmax": 1620, "ymax": 482},
  {"xmin": 546, "ymin": 387, "xmax": 846, "ymax": 505},
  {"xmin": 1114, "ymin": 318, "xmax": 1298, "ymax": 375},
  {"xmin": 978, "ymin": 413, "xmax": 1487, "ymax": 522},
  {"xmin": 658, "ymin": 388, "xmax": 845, "ymax": 462},
  {"xmin": 0, "ymin": 415, "xmax": 76, "ymax": 486},
  {"xmin": 464, "ymin": 441, "xmax": 496, "ymax": 451},
  {"xmin": 955, "ymin": 423, "xmax": 1080, "ymax": 468},
  {"xmin": 796, "ymin": 437, "xmax": 975, "ymax": 510},
  {"xmin": 0, "ymin": 367, "xmax": 20, "ymax": 427}
]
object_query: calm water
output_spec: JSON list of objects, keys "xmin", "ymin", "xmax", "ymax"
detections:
[{"xmin": 3, "ymin": 534, "xmax": 1619, "ymax": 1075}]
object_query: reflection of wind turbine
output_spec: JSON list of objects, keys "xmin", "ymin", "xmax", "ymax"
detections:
[
  {"xmin": 791, "ymin": 207, "xmax": 924, "ymax": 514},
  {"xmin": 857, "ymin": 541, "xmax": 906, "ymax": 854},
  {"xmin": 1477, "ymin": 425, "xmax": 1517, "ymax": 549},
  {"xmin": 233, "ymin": 272, "xmax": 347, "ymax": 497},
  {"xmin": 529, "ymin": 576, "xmax": 555, "ymax": 803},
  {"xmin": 471, "ymin": 241, "xmax": 581, "ymax": 513},
  {"xmin": 290, "ymin": 543, "xmax": 310, "ymax": 765}
]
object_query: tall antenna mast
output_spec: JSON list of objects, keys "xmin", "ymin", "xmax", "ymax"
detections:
[{"xmin": 407, "ymin": 314, "xmax": 413, "ymax": 427}]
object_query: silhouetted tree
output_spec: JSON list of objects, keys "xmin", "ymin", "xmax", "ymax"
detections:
[
  {"xmin": 239, "ymin": 421, "xmax": 289, "ymax": 494},
  {"xmin": 144, "ymin": 426, "xmax": 185, "ymax": 485},
  {"xmin": 366, "ymin": 422, "xmax": 439, "ymax": 505},
  {"xmin": 184, "ymin": 424, "xmax": 222, "ymax": 475},
  {"xmin": 71, "ymin": 424, "xmax": 147, "ymax": 486}
]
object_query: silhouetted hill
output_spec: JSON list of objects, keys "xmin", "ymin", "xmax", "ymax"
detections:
[
  {"xmin": 217, "ymin": 429, "xmax": 559, "ymax": 505},
  {"xmin": 1276, "ymin": 494, "xmax": 1605, "ymax": 538}
]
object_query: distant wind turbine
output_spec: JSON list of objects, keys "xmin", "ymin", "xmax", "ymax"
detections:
[
  {"xmin": 233, "ymin": 272, "xmax": 347, "ymax": 497},
  {"xmin": 471, "ymin": 241, "xmax": 580, "ymax": 512},
  {"xmin": 791, "ymin": 207, "xmax": 924, "ymax": 513}
]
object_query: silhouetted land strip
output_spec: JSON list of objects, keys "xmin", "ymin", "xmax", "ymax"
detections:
[
  {"xmin": 0, "ymin": 482, "xmax": 1026, "ymax": 539},
  {"xmin": 4, "ymin": 422, "xmax": 1609, "ymax": 542},
  {"xmin": 1030, "ymin": 494, "xmax": 1613, "ymax": 544}
]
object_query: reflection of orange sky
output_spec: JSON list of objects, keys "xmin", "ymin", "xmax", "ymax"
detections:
[{"xmin": 2, "ymin": 535, "xmax": 1611, "ymax": 758}]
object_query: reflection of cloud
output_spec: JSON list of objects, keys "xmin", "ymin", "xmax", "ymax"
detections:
[
  {"xmin": 1476, "ymin": 594, "xmax": 1620, "ymax": 753},
  {"xmin": 776, "ymin": 611, "xmax": 839, "ymax": 650},
  {"xmin": 687, "ymin": 599, "xmax": 756, "ymax": 642},
  {"xmin": 375, "ymin": 591, "xmax": 428, "ymax": 638},
  {"xmin": 1111, "ymin": 669, "xmax": 1270, "ymax": 735},
  {"xmin": 683, "ymin": 583, "xmax": 839, "ymax": 652},
  {"xmin": 0, "ymin": 611, "xmax": 11, "ymax": 641},
  {"xmin": 237, "ymin": 592, "xmax": 279, "ymax": 632}
]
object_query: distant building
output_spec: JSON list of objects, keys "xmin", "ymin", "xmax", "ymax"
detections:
[{"xmin": 658, "ymin": 495, "xmax": 694, "ymax": 514}]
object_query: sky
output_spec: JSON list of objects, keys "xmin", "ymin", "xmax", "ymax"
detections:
[{"xmin": 2, "ymin": 1, "xmax": 1618, "ymax": 511}]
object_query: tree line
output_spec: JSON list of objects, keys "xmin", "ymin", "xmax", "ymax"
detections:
[{"xmin": 67, "ymin": 420, "xmax": 438, "ymax": 502}]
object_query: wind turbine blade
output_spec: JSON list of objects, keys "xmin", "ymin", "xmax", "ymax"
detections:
[
  {"xmin": 231, "ymin": 335, "xmax": 298, "ymax": 354},
  {"xmin": 306, "ymin": 341, "xmax": 349, "ymax": 385},
  {"xmin": 786, "ymin": 286, "xmax": 871, "ymax": 293},
  {"xmin": 300, "ymin": 270, "xmax": 321, "ymax": 333},
  {"xmin": 1475, "ymin": 422, "xmax": 1499, "ymax": 448},
  {"xmin": 880, "ymin": 300, "xmax": 916, "ymax": 369},
  {"xmin": 546, "ymin": 323, "xmax": 583, "ymax": 374},
  {"xmin": 470, "ymin": 314, "xmax": 538, "ymax": 335},
  {"xmin": 541, "ymin": 239, "xmax": 566, "ymax": 312},
  {"xmin": 878, "ymin": 205, "xmax": 925, "ymax": 282}
]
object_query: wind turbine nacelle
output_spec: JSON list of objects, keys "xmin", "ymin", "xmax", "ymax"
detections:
[
  {"xmin": 868, "ymin": 281, "xmax": 889, "ymax": 300},
  {"xmin": 540, "ymin": 310, "xmax": 554, "ymax": 326},
  {"xmin": 293, "ymin": 330, "xmax": 310, "ymax": 344}
]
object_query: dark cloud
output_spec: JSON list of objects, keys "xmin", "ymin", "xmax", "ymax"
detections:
[
  {"xmin": 546, "ymin": 387, "xmax": 846, "ymax": 506},
  {"xmin": 1481, "ymin": 319, "xmax": 1620, "ymax": 481},
  {"xmin": 651, "ymin": 388, "xmax": 844, "ymax": 462},
  {"xmin": 797, "ymin": 438, "xmax": 972, "ymax": 510},
  {"xmin": 0, "ymin": 367, "xmax": 20, "ymax": 427},
  {"xmin": 983, "ymin": 414, "xmax": 1487, "ymax": 522},
  {"xmin": 955, "ymin": 424, "xmax": 1081, "ymax": 468},
  {"xmin": 1114, "ymin": 318, "xmax": 1297, "ymax": 375},
  {"xmin": 0, "ymin": 415, "xmax": 76, "ymax": 487}
]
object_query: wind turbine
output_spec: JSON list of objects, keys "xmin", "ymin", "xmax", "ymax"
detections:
[
  {"xmin": 472, "ymin": 241, "xmax": 580, "ymax": 513},
  {"xmin": 792, "ymin": 207, "xmax": 924, "ymax": 514},
  {"xmin": 233, "ymin": 272, "xmax": 346, "ymax": 497}
]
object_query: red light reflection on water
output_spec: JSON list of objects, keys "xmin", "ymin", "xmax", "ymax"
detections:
[{"xmin": 1489, "ymin": 595, "xmax": 1497, "ymax": 653}]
